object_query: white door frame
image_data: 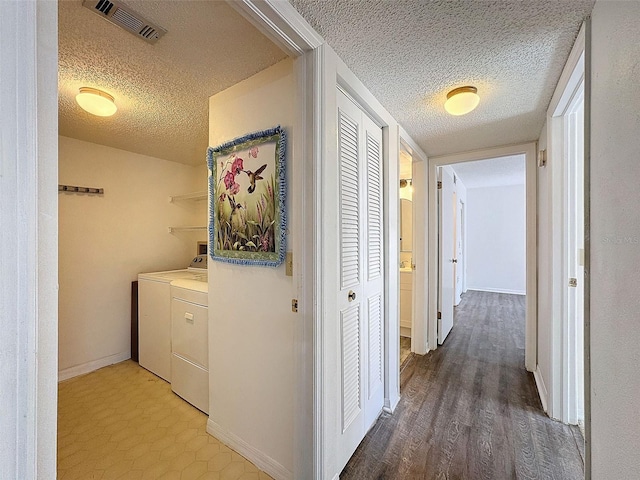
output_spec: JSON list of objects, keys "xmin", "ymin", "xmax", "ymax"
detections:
[
  {"xmin": 399, "ymin": 130, "xmax": 429, "ymax": 355},
  {"xmin": 2, "ymin": 1, "xmax": 59, "ymax": 477},
  {"xmin": 545, "ymin": 23, "xmax": 586, "ymax": 425},
  {"xmin": 428, "ymin": 143, "xmax": 538, "ymax": 371}
]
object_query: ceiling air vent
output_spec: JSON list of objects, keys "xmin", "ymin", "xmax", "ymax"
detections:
[{"xmin": 82, "ymin": 0, "xmax": 167, "ymax": 45}]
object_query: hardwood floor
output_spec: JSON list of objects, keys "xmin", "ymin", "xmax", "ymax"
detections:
[{"xmin": 341, "ymin": 290, "xmax": 584, "ymax": 480}]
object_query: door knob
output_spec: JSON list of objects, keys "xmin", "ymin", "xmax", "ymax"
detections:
[{"xmin": 348, "ymin": 290, "xmax": 356, "ymax": 302}]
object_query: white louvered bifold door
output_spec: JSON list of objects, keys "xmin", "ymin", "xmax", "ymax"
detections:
[
  {"xmin": 335, "ymin": 89, "xmax": 385, "ymax": 473},
  {"xmin": 362, "ymin": 113, "xmax": 384, "ymax": 429}
]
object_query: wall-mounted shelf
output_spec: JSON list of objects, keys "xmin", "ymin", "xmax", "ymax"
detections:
[
  {"xmin": 168, "ymin": 191, "xmax": 207, "ymax": 203},
  {"xmin": 168, "ymin": 226, "xmax": 207, "ymax": 234}
]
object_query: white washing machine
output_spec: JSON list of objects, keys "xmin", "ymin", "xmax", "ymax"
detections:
[
  {"xmin": 170, "ymin": 278, "xmax": 209, "ymax": 413},
  {"xmin": 138, "ymin": 255, "xmax": 208, "ymax": 382}
]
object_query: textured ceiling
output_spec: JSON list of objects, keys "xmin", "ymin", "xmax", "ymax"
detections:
[
  {"xmin": 59, "ymin": 0, "xmax": 287, "ymax": 165},
  {"xmin": 451, "ymin": 155, "xmax": 525, "ymax": 189},
  {"xmin": 289, "ymin": 0, "xmax": 594, "ymax": 157}
]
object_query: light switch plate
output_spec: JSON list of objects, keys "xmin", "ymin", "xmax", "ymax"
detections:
[{"xmin": 286, "ymin": 251, "xmax": 293, "ymax": 276}]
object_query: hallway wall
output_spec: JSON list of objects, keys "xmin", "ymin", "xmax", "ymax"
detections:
[
  {"xmin": 590, "ymin": 1, "xmax": 640, "ymax": 476},
  {"xmin": 207, "ymin": 58, "xmax": 296, "ymax": 478},
  {"xmin": 466, "ymin": 184, "xmax": 526, "ymax": 294}
]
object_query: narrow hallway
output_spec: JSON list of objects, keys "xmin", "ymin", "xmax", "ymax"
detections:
[{"xmin": 341, "ymin": 291, "xmax": 584, "ymax": 480}]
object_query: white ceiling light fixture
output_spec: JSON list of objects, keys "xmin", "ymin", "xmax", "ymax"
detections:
[
  {"xmin": 76, "ymin": 87, "xmax": 118, "ymax": 117},
  {"xmin": 444, "ymin": 86, "xmax": 480, "ymax": 116}
]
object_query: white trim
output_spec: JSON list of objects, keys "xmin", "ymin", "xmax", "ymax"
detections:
[
  {"xmin": 58, "ymin": 352, "xmax": 131, "ymax": 382},
  {"xmin": 292, "ymin": 51, "xmax": 317, "ymax": 480},
  {"xmin": 466, "ymin": 288, "xmax": 526, "ymax": 296},
  {"xmin": 207, "ymin": 419, "xmax": 293, "ymax": 480},
  {"xmin": 230, "ymin": 0, "xmax": 324, "ymax": 56},
  {"xmin": 312, "ymin": 45, "xmax": 326, "ymax": 480},
  {"xmin": 428, "ymin": 143, "xmax": 538, "ymax": 372},
  {"xmin": 546, "ymin": 22, "xmax": 587, "ymax": 424},
  {"xmin": 534, "ymin": 367, "xmax": 549, "ymax": 413},
  {"xmin": 1, "ymin": 1, "xmax": 58, "ymax": 478}
]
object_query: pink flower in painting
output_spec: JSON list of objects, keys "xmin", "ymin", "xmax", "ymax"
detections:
[
  {"xmin": 249, "ymin": 147, "xmax": 259, "ymax": 158},
  {"xmin": 229, "ymin": 182, "xmax": 240, "ymax": 195},
  {"xmin": 224, "ymin": 171, "xmax": 235, "ymax": 190},
  {"xmin": 231, "ymin": 157, "xmax": 244, "ymax": 175}
]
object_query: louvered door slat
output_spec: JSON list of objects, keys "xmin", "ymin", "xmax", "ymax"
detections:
[
  {"xmin": 367, "ymin": 133, "xmax": 383, "ymax": 280},
  {"xmin": 341, "ymin": 305, "xmax": 361, "ymax": 431},
  {"xmin": 339, "ymin": 109, "xmax": 360, "ymax": 289},
  {"xmin": 368, "ymin": 294, "xmax": 382, "ymax": 396}
]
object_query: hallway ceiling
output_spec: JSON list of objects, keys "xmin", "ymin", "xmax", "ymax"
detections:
[
  {"xmin": 289, "ymin": 0, "xmax": 594, "ymax": 157},
  {"xmin": 58, "ymin": 0, "xmax": 287, "ymax": 166}
]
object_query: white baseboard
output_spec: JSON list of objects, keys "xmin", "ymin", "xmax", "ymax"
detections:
[
  {"xmin": 207, "ymin": 418, "xmax": 293, "ymax": 480},
  {"xmin": 533, "ymin": 366, "xmax": 549, "ymax": 413},
  {"xmin": 58, "ymin": 351, "xmax": 131, "ymax": 382},
  {"xmin": 466, "ymin": 287, "xmax": 526, "ymax": 296},
  {"xmin": 384, "ymin": 392, "xmax": 401, "ymax": 414},
  {"xmin": 400, "ymin": 326, "xmax": 412, "ymax": 338}
]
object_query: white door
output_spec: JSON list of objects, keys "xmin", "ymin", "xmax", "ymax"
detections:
[
  {"xmin": 438, "ymin": 167, "xmax": 455, "ymax": 344},
  {"xmin": 334, "ymin": 89, "xmax": 385, "ymax": 472},
  {"xmin": 454, "ymin": 199, "xmax": 464, "ymax": 305}
]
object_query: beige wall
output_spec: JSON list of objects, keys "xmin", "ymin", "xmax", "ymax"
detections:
[
  {"xmin": 207, "ymin": 58, "xmax": 296, "ymax": 478},
  {"xmin": 590, "ymin": 1, "xmax": 640, "ymax": 476},
  {"xmin": 58, "ymin": 136, "xmax": 207, "ymax": 378}
]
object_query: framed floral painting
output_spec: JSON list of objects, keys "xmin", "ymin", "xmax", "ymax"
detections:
[{"xmin": 207, "ymin": 126, "xmax": 286, "ymax": 266}]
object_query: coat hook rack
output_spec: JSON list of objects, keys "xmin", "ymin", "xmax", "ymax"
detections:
[{"xmin": 58, "ymin": 184, "xmax": 104, "ymax": 195}]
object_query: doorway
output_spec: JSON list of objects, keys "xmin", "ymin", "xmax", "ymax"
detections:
[
  {"xmin": 428, "ymin": 143, "xmax": 538, "ymax": 368},
  {"xmin": 399, "ymin": 145, "xmax": 414, "ymax": 366},
  {"xmin": 437, "ymin": 156, "xmax": 526, "ymax": 344}
]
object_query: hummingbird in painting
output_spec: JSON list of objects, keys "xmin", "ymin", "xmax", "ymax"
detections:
[
  {"xmin": 243, "ymin": 164, "xmax": 267, "ymax": 194},
  {"xmin": 229, "ymin": 197, "xmax": 246, "ymax": 233}
]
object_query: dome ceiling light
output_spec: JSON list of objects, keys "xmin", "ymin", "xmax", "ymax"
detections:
[
  {"xmin": 76, "ymin": 87, "xmax": 118, "ymax": 117},
  {"xmin": 444, "ymin": 86, "xmax": 480, "ymax": 116}
]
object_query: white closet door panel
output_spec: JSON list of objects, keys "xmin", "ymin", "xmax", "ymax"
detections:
[
  {"xmin": 332, "ymin": 89, "xmax": 385, "ymax": 475},
  {"xmin": 361, "ymin": 113, "xmax": 385, "ymax": 430}
]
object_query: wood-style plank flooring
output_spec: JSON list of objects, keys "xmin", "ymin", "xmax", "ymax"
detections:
[{"xmin": 341, "ymin": 290, "xmax": 584, "ymax": 480}]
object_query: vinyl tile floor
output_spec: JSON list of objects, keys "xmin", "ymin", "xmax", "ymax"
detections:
[
  {"xmin": 57, "ymin": 360, "xmax": 273, "ymax": 480},
  {"xmin": 341, "ymin": 291, "xmax": 585, "ymax": 479}
]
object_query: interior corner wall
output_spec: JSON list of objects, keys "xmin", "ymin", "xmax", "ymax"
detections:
[
  {"xmin": 58, "ymin": 136, "xmax": 206, "ymax": 378},
  {"xmin": 590, "ymin": 2, "xmax": 640, "ymax": 477},
  {"xmin": 207, "ymin": 58, "xmax": 296, "ymax": 478},
  {"xmin": 465, "ymin": 184, "xmax": 526, "ymax": 295}
]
